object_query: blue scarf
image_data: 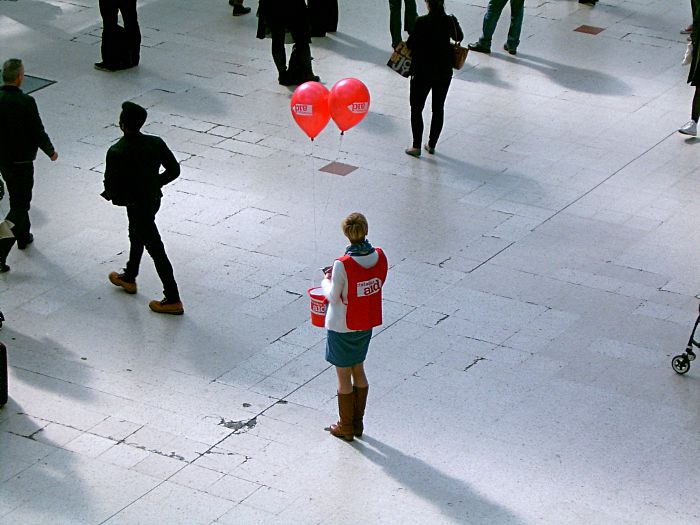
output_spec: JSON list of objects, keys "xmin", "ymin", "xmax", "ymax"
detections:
[{"xmin": 345, "ymin": 239, "xmax": 375, "ymax": 256}]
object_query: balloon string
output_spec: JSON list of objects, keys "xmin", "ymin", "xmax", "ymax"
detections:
[
  {"xmin": 337, "ymin": 132, "xmax": 345, "ymax": 163},
  {"xmin": 310, "ymin": 138, "xmax": 318, "ymax": 287}
]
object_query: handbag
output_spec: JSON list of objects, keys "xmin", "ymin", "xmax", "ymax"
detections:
[
  {"xmin": 453, "ymin": 43, "xmax": 468, "ymax": 70},
  {"xmin": 387, "ymin": 41, "xmax": 412, "ymax": 78},
  {"xmin": 450, "ymin": 15, "xmax": 467, "ymax": 70}
]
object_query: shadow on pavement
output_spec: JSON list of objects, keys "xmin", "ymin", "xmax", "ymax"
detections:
[{"xmin": 357, "ymin": 435, "xmax": 525, "ymax": 524}]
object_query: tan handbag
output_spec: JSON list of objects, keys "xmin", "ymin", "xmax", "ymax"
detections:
[
  {"xmin": 450, "ymin": 15, "xmax": 467, "ymax": 70},
  {"xmin": 453, "ymin": 43, "xmax": 468, "ymax": 70}
]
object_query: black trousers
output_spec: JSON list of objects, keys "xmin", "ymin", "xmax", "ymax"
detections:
[
  {"xmin": 409, "ymin": 74, "xmax": 452, "ymax": 149},
  {"xmin": 0, "ymin": 162, "xmax": 34, "ymax": 260},
  {"xmin": 99, "ymin": 0, "xmax": 141, "ymax": 67},
  {"xmin": 268, "ymin": 11, "xmax": 312, "ymax": 78},
  {"xmin": 124, "ymin": 199, "xmax": 180, "ymax": 302}
]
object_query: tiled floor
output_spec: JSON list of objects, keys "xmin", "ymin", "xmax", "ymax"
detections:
[{"xmin": 1, "ymin": 0, "xmax": 699, "ymax": 523}]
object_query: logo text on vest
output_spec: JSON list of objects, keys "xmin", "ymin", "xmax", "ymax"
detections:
[{"xmin": 357, "ymin": 278, "xmax": 382, "ymax": 297}]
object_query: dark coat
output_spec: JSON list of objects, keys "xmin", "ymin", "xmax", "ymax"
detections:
[
  {"xmin": 102, "ymin": 132, "xmax": 180, "ymax": 206},
  {"xmin": 256, "ymin": 0, "xmax": 310, "ymax": 42},
  {"xmin": 0, "ymin": 85, "xmax": 55, "ymax": 163},
  {"xmin": 406, "ymin": 9, "xmax": 464, "ymax": 78}
]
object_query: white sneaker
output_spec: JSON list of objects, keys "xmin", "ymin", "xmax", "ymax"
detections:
[{"xmin": 679, "ymin": 120, "xmax": 697, "ymax": 136}]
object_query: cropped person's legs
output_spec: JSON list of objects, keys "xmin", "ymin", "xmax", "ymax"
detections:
[
  {"xmin": 137, "ymin": 201, "xmax": 180, "ymax": 302},
  {"xmin": 98, "ymin": 0, "xmax": 120, "ymax": 65},
  {"xmin": 389, "ymin": 0, "xmax": 403, "ymax": 47},
  {"xmin": 3, "ymin": 164, "xmax": 33, "ymax": 246},
  {"xmin": 505, "ymin": 0, "xmax": 525, "ymax": 50},
  {"xmin": 409, "ymin": 76, "xmax": 432, "ymax": 149},
  {"xmin": 117, "ymin": 0, "xmax": 141, "ymax": 65},
  {"xmin": 269, "ymin": 19, "xmax": 288, "ymax": 81},
  {"xmin": 404, "ymin": 0, "xmax": 417, "ymax": 34},
  {"xmin": 124, "ymin": 205, "xmax": 147, "ymax": 281},
  {"xmin": 479, "ymin": 0, "xmax": 509, "ymax": 48},
  {"xmin": 427, "ymin": 76, "xmax": 452, "ymax": 149},
  {"xmin": 329, "ymin": 366, "xmax": 355, "ymax": 441},
  {"xmin": 335, "ymin": 366, "xmax": 353, "ymax": 394},
  {"xmin": 351, "ymin": 363, "xmax": 369, "ymax": 437}
]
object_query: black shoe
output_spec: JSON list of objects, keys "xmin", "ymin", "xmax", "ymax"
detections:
[
  {"xmin": 232, "ymin": 5, "xmax": 251, "ymax": 15},
  {"xmin": 467, "ymin": 42, "xmax": 491, "ymax": 54},
  {"xmin": 94, "ymin": 61, "xmax": 120, "ymax": 72},
  {"xmin": 278, "ymin": 72, "xmax": 298, "ymax": 86},
  {"xmin": 503, "ymin": 43, "xmax": 517, "ymax": 56},
  {"xmin": 17, "ymin": 234, "xmax": 33, "ymax": 250}
]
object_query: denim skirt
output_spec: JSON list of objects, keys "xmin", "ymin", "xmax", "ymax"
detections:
[{"xmin": 325, "ymin": 329, "xmax": 372, "ymax": 367}]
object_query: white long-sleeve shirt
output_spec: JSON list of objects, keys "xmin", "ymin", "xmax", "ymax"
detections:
[{"xmin": 321, "ymin": 251, "xmax": 379, "ymax": 333}]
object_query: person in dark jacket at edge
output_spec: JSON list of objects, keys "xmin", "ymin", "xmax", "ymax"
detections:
[
  {"xmin": 102, "ymin": 101, "xmax": 184, "ymax": 315},
  {"xmin": 0, "ymin": 58, "xmax": 58, "ymax": 273}
]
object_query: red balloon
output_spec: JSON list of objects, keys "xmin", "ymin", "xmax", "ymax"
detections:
[
  {"xmin": 290, "ymin": 81, "xmax": 331, "ymax": 140},
  {"xmin": 329, "ymin": 78, "xmax": 370, "ymax": 133}
]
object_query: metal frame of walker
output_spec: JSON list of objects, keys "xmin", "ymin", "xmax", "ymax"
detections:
[{"xmin": 672, "ymin": 304, "xmax": 699, "ymax": 375}]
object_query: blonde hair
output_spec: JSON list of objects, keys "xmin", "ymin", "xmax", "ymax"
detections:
[{"xmin": 342, "ymin": 212, "xmax": 368, "ymax": 244}]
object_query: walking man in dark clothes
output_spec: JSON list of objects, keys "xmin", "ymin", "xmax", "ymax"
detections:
[
  {"xmin": 0, "ymin": 58, "xmax": 58, "ymax": 273},
  {"xmin": 102, "ymin": 102, "xmax": 184, "ymax": 315}
]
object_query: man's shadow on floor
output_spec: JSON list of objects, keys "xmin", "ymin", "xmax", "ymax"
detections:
[
  {"xmin": 312, "ymin": 31, "xmax": 394, "ymax": 67},
  {"xmin": 356, "ymin": 435, "xmax": 525, "ymax": 524},
  {"xmin": 490, "ymin": 53, "xmax": 631, "ymax": 96}
]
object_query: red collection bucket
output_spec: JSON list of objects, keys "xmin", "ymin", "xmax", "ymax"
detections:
[{"xmin": 308, "ymin": 287, "xmax": 328, "ymax": 328}]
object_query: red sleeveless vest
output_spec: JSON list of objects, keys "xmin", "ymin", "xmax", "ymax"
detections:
[{"xmin": 338, "ymin": 248, "xmax": 388, "ymax": 330}]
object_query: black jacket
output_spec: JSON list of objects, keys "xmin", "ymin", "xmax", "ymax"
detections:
[
  {"xmin": 103, "ymin": 132, "xmax": 180, "ymax": 206},
  {"xmin": 0, "ymin": 85, "xmax": 55, "ymax": 163},
  {"xmin": 406, "ymin": 10, "xmax": 464, "ymax": 78},
  {"xmin": 256, "ymin": 0, "xmax": 311, "ymax": 42}
]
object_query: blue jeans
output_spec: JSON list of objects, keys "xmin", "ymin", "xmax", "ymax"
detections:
[{"xmin": 478, "ymin": 0, "xmax": 524, "ymax": 49}]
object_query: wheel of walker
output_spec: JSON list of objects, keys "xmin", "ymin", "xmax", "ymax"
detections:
[{"xmin": 672, "ymin": 355, "xmax": 690, "ymax": 375}]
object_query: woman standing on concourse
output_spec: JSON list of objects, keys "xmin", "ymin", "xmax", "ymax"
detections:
[
  {"xmin": 405, "ymin": 0, "xmax": 463, "ymax": 157},
  {"xmin": 321, "ymin": 213, "xmax": 388, "ymax": 442}
]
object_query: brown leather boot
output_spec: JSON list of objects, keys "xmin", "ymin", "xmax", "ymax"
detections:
[
  {"xmin": 353, "ymin": 386, "xmax": 369, "ymax": 437},
  {"xmin": 329, "ymin": 392, "xmax": 355, "ymax": 441}
]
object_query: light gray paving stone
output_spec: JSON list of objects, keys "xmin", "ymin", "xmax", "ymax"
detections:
[
  {"xmin": 132, "ymin": 450, "xmax": 187, "ymax": 480},
  {"xmin": 102, "ymin": 481, "xmax": 236, "ymax": 525},
  {"xmin": 99, "ymin": 443, "xmax": 151, "ymax": 469},
  {"xmin": 62, "ymin": 432, "xmax": 117, "ymax": 458},
  {"xmin": 169, "ymin": 463, "xmax": 225, "ymax": 492},
  {"xmin": 0, "ymin": 448, "xmax": 160, "ymax": 524}
]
